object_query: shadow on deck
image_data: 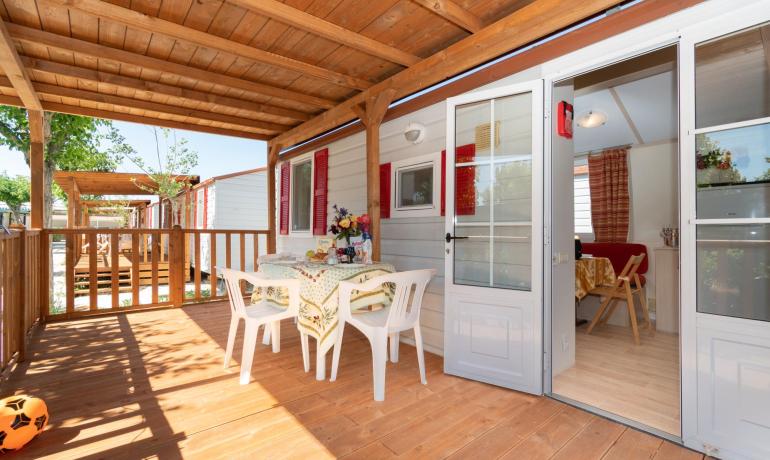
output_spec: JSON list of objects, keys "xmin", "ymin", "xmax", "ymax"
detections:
[{"xmin": 3, "ymin": 302, "xmax": 702, "ymax": 459}]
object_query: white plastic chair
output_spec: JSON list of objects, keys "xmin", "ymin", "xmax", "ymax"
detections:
[
  {"xmin": 219, "ymin": 267, "xmax": 308, "ymax": 384},
  {"xmin": 330, "ymin": 269, "xmax": 436, "ymax": 401}
]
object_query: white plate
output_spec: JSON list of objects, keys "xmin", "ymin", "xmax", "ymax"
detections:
[{"xmin": 337, "ymin": 263, "xmax": 365, "ymax": 268}]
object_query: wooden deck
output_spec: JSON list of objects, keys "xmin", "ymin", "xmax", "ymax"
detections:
[{"xmin": 4, "ymin": 303, "xmax": 704, "ymax": 460}]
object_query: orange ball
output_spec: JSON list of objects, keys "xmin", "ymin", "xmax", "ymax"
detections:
[{"xmin": 0, "ymin": 395, "xmax": 48, "ymax": 452}]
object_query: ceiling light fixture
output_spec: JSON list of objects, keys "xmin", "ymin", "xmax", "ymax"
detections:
[{"xmin": 576, "ymin": 110, "xmax": 607, "ymax": 129}]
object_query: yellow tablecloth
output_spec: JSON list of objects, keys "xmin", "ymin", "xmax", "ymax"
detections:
[
  {"xmin": 575, "ymin": 257, "xmax": 616, "ymax": 300},
  {"xmin": 252, "ymin": 262, "xmax": 395, "ymax": 352}
]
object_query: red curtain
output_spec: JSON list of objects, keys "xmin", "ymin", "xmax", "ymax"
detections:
[{"xmin": 588, "ymin": 148, "xmax": 630, "ymax": 243}]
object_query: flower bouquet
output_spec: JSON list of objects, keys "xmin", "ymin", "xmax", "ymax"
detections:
[
  {"xmin": 329, "ymin": 205, "xmax": 370, "ymax": 244},
  {"xmin": 329, "ymin": 205, "xmax": 373, "ymax": 263}
]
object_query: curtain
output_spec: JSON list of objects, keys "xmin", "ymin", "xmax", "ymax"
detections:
[{"xmin": 588, "ymin": 148, "xmax": 630, "ymax": 243}]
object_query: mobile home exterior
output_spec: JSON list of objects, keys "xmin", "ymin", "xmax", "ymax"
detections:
[
  {"xmin": 273, "ymin": 1, "xmax": 770, "ymax": 458},
  {"xmin": 190, "ymin": 168, "xmax": 269, "ymax": 274}
]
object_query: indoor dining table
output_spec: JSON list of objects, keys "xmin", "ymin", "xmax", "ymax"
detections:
[
  {"xmin": 575, "ymin": 256, "xmax": 617, "ymax": 300},
  {"xmin": 252, "ymin": 261, "xmax": 396, "ymax": 380}
]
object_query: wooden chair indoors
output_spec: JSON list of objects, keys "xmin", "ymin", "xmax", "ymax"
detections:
[{"xmin": 585, "ymin": 253, "xmax": 652, "ymax": 345}]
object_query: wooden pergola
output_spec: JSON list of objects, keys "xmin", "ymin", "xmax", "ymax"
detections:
[
  {"xmin": 0, "ymin": 0, "xmax": 625, "ymax": 254},
  {"xmin": 53, "ymin": 171, "xmax": 199, "ymax": 228}
]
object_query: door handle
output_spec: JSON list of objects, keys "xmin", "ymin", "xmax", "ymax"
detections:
[{"xmin": 445, "ymin": 232, "xmax": 469, "ymax": 243}]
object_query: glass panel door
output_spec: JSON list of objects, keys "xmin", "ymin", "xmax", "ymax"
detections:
[
  {"xmin": 453, "ymin": 93, "xmax": 534, "ymax": 290},
  {"xmin": 444, "ymin": 80, "xmax": 543, "ymax": 394}
]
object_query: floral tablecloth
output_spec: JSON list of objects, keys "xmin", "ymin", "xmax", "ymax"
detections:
[
  {"xmin": 575, "ymin": 257, "xmax": 616, "ymax": 300},
  {"xmin": 252, "ymin": 262, "xmax": 396, "ymax": 352}
]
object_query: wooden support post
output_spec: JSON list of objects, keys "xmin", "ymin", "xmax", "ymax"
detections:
[
  {"xmin": 267, "ymin": 142, "xmax": 281, "ymax": 254},
  {"xmin": 28, "ymin": 111, "xmax": 44, "ymax": 229},
  {"xmin": 357, "ymin": 89, "xmax": 396, "ymax": 262},
  {"xmin": 169, "ymin": 225, "xmax": 185, "ymax": 307}
]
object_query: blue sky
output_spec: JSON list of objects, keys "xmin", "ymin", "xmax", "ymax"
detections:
[{"xmin": 1, "ymin": 120, "xmax": 267, "ymax": 181}]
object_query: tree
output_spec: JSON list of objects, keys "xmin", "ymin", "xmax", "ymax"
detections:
[
  {"xmin": 0, "ymin": 107, "xmax": 133, "ymax": 226},
  {"xmin": 124, "ymin": 127, "xmax": 198, "ymax": 228},
  {"xmin": 0, "ymin": 173, "xmax": 30, "ymax": 225}
]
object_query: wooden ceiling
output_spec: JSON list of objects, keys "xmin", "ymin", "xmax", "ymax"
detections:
[
  {"xmin": 54, "ymin": 171, "xmax": 200, "ymax": 196},
  {"xmin": 0, "ymin": 0, "xmax": 621, "ymax": 146}
]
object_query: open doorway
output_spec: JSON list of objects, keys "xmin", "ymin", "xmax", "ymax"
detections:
[{"xmin": 549, "ymin": 46, "xmax": 681, "ymax": 437}]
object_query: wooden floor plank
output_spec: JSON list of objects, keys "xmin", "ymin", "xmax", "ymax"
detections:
[
  {"xmin": 2, "ymin": 302, "xmax": 704, "ymax": 459},
  {"xmin": 499, "ymin": 405, "xmax": 595, "ymax": 460},
  {"xmin": 603, "ymin": 428, "xmax": 664, "ymax": 460}
]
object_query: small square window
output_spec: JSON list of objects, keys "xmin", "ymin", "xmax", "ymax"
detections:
[
  {"xmin": 397, "ymin": 163, "xmax": 434, "ymax": 209},
  {"xmin": 389, "ymin": 152, "xmax": 441, "ymax": 218},
  {"xmin": 291, "ymin": 160, "xmax": 312, "ymax": 232}
]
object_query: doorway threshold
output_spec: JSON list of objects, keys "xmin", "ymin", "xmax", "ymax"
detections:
[{"xmin": 547, "ymin": 392, "xmax": 682, "ymax": 445}]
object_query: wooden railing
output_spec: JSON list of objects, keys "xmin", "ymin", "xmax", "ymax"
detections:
[
  {"xmin": 0, "ymin": 227, "xmax": 43, "ymax": 378},
  {"xmin": 43, "ymin": 228, "xmax": 268, "ymax": 320}
]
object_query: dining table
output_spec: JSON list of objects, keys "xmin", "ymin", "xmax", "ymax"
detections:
[
  {"xmin": 252, "ymin": 260, "xmax": 396, "ymax": 380},
  {"xmin": 575, "ymin": 256, "xmax": 617, "ymax": 300}
]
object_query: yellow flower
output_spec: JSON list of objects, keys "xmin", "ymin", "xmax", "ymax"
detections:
[{"xmin": 339, "ymin": 218, "xmax": 350, "ymax": 228}]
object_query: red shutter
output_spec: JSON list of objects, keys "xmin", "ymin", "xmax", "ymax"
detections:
[
  {"xmin": 312, "ymin": 148, "xmax": 329, "ymax": 235},
  {"xmin": 279, "ymin": 162, "xmax": 291, "ymax": 235},
  {"xmin": 440, "ymin": 150, "xmax": 446, "ymax": 216},
  {"xmin": 380, "ymin": 163, "xmax": 391, "ymax": 219},
  {"xmin": 455, "ymin": 144, "xmax": 476, "ymax": 216}
]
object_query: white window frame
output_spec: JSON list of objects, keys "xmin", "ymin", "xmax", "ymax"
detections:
[
  {"xmin": 573, "ymin": 155, "xmax": 594, "ymax": 239},
  {"xmin": 390, "ymin": 151, "xmax": 441, "ymax": 218},
  {"xmin": 288, "ymin": 154, "xmax": 314, "ymax": 236}
]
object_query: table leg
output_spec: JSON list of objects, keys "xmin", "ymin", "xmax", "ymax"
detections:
[{"xmin": 316, "ymin": 339, "xmax": 326, "ymax": 381}]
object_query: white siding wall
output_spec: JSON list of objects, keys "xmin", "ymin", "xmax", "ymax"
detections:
[
  {"xmin": 277, "ymin": 103, "xmax": 448, "ymax": 355},
  {"xmin": 199, "ymin": 172, "xmax": 269, "ymax": 273}
]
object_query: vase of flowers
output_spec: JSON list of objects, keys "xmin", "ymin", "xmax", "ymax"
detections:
[{"xmin": 329, "ymin": 205, "xmax": 371, "ymax": 263}]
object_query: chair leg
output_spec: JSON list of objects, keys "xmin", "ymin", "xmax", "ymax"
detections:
[
  {"xmin": 638, "ymin": 288, "xmax": 654, "ymax": 334},
  {"xmin": 414, "ymin": 326, "xmax": 427, "ymax": 385},
  {"xmin": 598, "ymin": 299, "xmax": 618, "ymax": 326},
  {"xmin": 625, "ymin": 285, "xmax": 641, "ymax": 345},
  {"xmin": 372, "ymin": 333, "xmax": 388, "ymax": 401},
  {"xmin": 301, "ymin": 332, "xmax": 310, "ymax": 373},
  {"xmin": 330, "ymin": 321, "xmax": 345, "ymax": 382},
  {"xmin": 239, "ymin": 321, "xmax": 259, "ymax": 385},
  {"xmin": 586, "ymin": 295, "xmax": 613, "ymax": 334},
  {"xmin": 389, "ymin": 332, "xmax": 400, "ymax": 363},
  {"xmin": 224, "ymin": 316, "xmax": 239, "ymax": 369},
  {"xmin": 262, "ymin": 324, "xmax": 271, "ymax": 345},
  {"xmin": 271, "ymin": 320, "xmax": 281, "ymax": 353},
  {"xmin": 315, "ymin": 338, "xmax": 326, "ymax": 381}
]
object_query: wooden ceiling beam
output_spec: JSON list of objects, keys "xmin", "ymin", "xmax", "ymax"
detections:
[
  {"xmin": 44, "ymin": 0, "xmax": 372, "ymax": 90},
  {"xmin": 0, "ymin": 94, "xmax": 271, "ymax": 141},
  {"xmin": 7, "ymin": 23, "xmax": 336, "ymax": 110},
  {"xmin": 0, "ymin": 20, "xmax": 41, "ymax": 110},
  {"xmin": 274, "ymin": 0, "xmax": 623, "ymax": 149},
  {"xmin": 411, "ymin": 0, "xmax": 483, "ymax": 33},
  {"xmin": 23, "ymin": 80, "xmax": 288, "ymax": 134},
  {"xmin": 22, "ymin": 57, "xmax": 312, "ymax": 122},
  {"xmin": 229, "ymin": 0, "xmax": 420, "ymax": 67}
]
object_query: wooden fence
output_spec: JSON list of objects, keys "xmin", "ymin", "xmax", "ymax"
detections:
[
  {"xmin": 43, "ymin": 228, "xmax": 268, "ymax": 321},
  {"xmin": 0, "ymin": 228, "xmax": 43, "ymax": 378}
]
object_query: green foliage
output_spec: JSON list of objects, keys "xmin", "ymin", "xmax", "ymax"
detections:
[
  {"xmin": 0, "ymin": 173, "xmax": 30, "ymax": 224},
  {"xmin": 0, "ymin": 106, "xmax": 135, "ymax": 223},
  {"xmin": 0, "ymin": 106, "xmax": 129, "ymax": 173},
  {"xmin": 124, "ymin": 128, "xmax": 198, "ymax": 225}
]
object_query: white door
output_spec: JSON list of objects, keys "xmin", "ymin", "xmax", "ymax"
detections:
[
  {"xmin": 444, "ymin": 81, "xmax": 543, "ymax": 394},
  {"xmin": 680, "ymin": 6, "xmax": 770, "ymax": 459}
]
